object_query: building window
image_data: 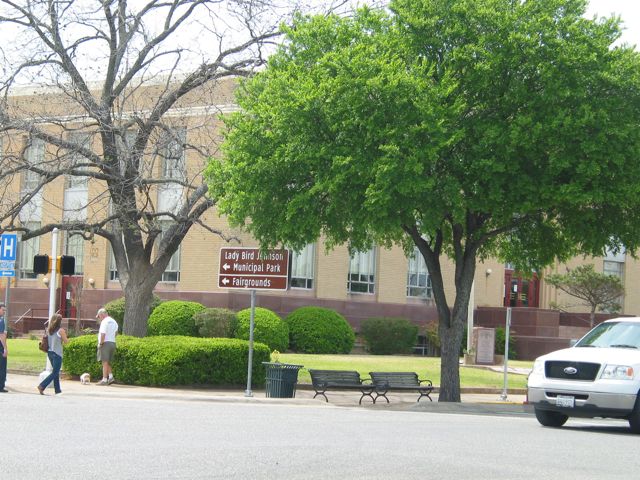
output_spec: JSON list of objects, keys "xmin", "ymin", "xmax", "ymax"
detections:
[
  {"xmin": 290, "ymin": 243, "xmax": 315, "ymax": 289},
  {"xmin": 407, "ymin": 247, "xmax": 432, "ymax": 299},
  {"xmin": 64, "ymin": 232, "xmax": 84, "ymax": 275},
  {"xmin": 65, "ymin": 132, "xmax": 91, "ymax": 189},
  {"xmin": 18, "ymin": 222, "xmax": 40, "ymax": 279},
  {"xmin": 116, "ymin": 130, "xmax": 137, "ymax": 174},
  {"xmin": 159, "ymin": 221, "xmax": 181, "ymax": 282},
  {"xmin": 348, "ymin": 248, "xmax": 376, "ymax": 294},
  {"xmin": 604, "ymin": 247, "xmax": 625, "ymax": 281},
  {"xmin": 109, "ymin": 247, "xmax": 119, "ymax": 281},
  {"xmin": 158, "ymin": 128, "xmax": 186, "ymax": 181},
  {"xmin": 603, "ymin": 260, "xmax": 624, "ymax": 279},
  {"xmin": 23, "ymin": 137, "xmax": 44, "ymax": 191}
]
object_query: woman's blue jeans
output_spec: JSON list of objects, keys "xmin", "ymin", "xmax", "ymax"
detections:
[{"xmin": 39, "ymin": 351, "xmax": 62, "ymax": 394}]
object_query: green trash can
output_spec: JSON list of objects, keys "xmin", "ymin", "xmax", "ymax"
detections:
[{"xmin": 263, "ymin": 362, "xmax": 303, "ymax": 398}]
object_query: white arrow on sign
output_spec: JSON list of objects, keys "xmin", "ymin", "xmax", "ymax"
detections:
[
  {"xmin": 223, "ymin": 263, "xmax": 231, "ymax": 271},
  {"xmin": 221, "ymin": 277, "xmax": 230, "ymax": 285}
]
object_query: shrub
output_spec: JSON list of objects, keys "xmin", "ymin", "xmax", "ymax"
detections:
[
  {"xmin": 235, "ymin": 307, "xmax": 289, "ymax": 352},
  {"xmin": 63, "ymin": 334, "xmax": 270, "ymax": 386},
  {"xmin": 495, "ymin": 327, "xmax": 517, "ymax": 360},
  {"xmin": 285, "ymin": 306, "xmax": 355, "ymax": 354},
  {"xmin": 193, "ymin": 308, "xmax": 238, "ymax": 338},
  {"xmin": 361, "ymin": 317, "xmax": 419, "ymax": 355},
  {"xmin": 147, "ymin": 300, "xmax": 205, "ymax": 336},
  {"xmin": 104, "ymin": 294, "xmax": 163, "ymax": 332}
]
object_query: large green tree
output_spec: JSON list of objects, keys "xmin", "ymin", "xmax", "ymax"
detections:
[{"xmin": 207, "ymin": 0, "xmax": 640, "ymax": 401}]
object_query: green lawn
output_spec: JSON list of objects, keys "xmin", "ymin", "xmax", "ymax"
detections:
[
  {"xmin": 280, "ymin": 353, "xmax": 531, "ymax": 389},
  {"xmin": 6, "ymin": 338, "xmax": 48, "ymax": 372},
  {"xmin": 8, "ymin": 339, "xmax": 532, "ymax": 389}
]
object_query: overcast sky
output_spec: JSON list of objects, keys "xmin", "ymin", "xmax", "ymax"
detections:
[{"xmin": 587, "ymin": 0, "xmax": 640, "ymax": 49}]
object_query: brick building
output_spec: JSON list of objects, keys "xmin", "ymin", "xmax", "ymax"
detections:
[{"xmin": 1, "ymin": 79, "xmax": 637, "ymax": 358}]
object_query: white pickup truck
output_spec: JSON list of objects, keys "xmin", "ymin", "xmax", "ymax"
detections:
[{"xmin": 527, "ymin": 317, "xmax": 640, "ymax": 433}]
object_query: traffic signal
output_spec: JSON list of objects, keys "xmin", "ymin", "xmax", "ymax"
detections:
[
  {"xmin": 32, "ymin": 254, "xmax": 75, "ymax": 275},
  {"xmin": 33, "ymin": 254, "xmax": 50, "ymax": 274},
  {"xmin": 58, "ymin": 255, "xmax": 75, "ymax": 275}
]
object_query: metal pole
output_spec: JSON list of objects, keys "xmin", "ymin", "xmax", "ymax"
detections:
[
  {"xmin": 467, "ymin": 280, "xmax": 475, "ymax": 354},
  {"xmin": 48, "ymin": 228, "xmax": 58, "ymax": 319},
  {"xmin": 500, "ymin": 307, "xmax": 512, "ymax": 401},
  {"xmin": 4, "ymin": 277, "xmax": 9, "ymax": 323},
  {"xmin": 43, "ymin": 228, "xmax": 59, "ymax": 373},
  {"xmin": 244, "ymin": 289, "xmax": 256, "ymax": 397}
]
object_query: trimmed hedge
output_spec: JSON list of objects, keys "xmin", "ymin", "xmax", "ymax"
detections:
[
  {"xmin": 361, "ymin": 317, "xmax": 419, "ymax": 355},
  {"xmin": 63, "ymin": 334, "xmax": 270, "ymax": 386},
  {"xmin": 104, "ymin": 294, "xmax": 163, "ymax": 332},
  {"xmin": 193, "ymin": 308, "xmax": 238, "ymax": 338},
  {"xmin": 147, "ymin": 300, "xmax": 205, "ymax": 336},
  {"xmin": 285, "ymin": 306, "xmax": 355, "ymax": 354},
  {"xmin": 235, "ymin": 307, "xmax": 289, "ymax": 352}
]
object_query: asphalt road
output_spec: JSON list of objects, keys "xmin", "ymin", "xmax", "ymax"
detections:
[{"xmin": 1, "ymin": 393, "xmax": 636, "ymax": 479}]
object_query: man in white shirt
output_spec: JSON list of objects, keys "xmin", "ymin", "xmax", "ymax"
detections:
[{"xmin": 96, "ymin": 308, "xmax": 118, "ymax": 385}]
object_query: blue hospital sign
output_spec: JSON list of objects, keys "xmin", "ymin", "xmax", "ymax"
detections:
[{"xmin": 0, "ymin": 234, "xmax": 18, "ymax": 261}]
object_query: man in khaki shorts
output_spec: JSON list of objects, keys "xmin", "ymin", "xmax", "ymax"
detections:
[{"xmin": 96, "ymin": 308, "xmax": 118, "ymax": 385}]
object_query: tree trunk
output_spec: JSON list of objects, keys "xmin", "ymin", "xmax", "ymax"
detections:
[
  {"xmin": 122, "ymin": 279, "xmax": 156, "ymax": 337},
  {"xmin": 590, "ymin": 308, "xmax": 596, "ymax": 329},
  {"xmin": 438, "ymin": 304, "xmax": 467, "ymax": 402}
]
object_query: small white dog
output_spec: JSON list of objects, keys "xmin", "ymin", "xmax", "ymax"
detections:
[{"xmin": 80, "ymin": 373, "xmax": 91, "ymax": 385}]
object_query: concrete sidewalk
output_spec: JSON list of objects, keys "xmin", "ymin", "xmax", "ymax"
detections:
[{"xmin": 3, "ymin": 371, "xmax": 531, "ymax": 416}]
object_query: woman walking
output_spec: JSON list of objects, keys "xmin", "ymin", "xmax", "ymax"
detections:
[{"xmin": 37, "ymin": 313, "xmax": 68, "ymax": 395}]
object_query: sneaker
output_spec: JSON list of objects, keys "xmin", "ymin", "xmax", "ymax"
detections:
[
  {"xmin": 55, "ymin": 392, "xmax": 63, "ymax": 396},
  {"xmin": 107, "ymin": 377, "xmax": 115, "ymax": 385},
  {"xmin": 37, "ymin": 386, "xmax": 45, "ymax": 395},
  {"xmin": 97, "ymin": 379, "xmax": 109, "ymax": 386}
]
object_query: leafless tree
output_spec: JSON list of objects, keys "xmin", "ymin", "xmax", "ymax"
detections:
[{"xmin": 0, "ymin": 0, "xmax": 353, "ymax": 335}]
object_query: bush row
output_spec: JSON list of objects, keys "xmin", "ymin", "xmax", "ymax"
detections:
[
  {"xmin": 63, "ymin": 334, "xmax": 270, "ymax": 386},
  {"xmin": 134, "ymin": 298, "xmax": 356, "ymax": 354}
]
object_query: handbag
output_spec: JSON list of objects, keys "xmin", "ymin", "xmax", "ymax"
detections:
[{"xmin": 38, "ymin": 333, "xmax": 49, "ymax": 353}]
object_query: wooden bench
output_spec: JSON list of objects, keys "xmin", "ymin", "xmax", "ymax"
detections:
[
  {"xmin": 369, "ymin": 371, "xmax": 434, "ymax": 403},
  {"xmin": 309, "ymin": 369, "xmax": 375, "ymax": 404}
]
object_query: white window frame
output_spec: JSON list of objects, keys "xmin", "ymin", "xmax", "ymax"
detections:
[
  {"xmin": 290, "ymin": 243, "xmax": 315, "ymax": 289},
  {"xmin": 158, "ymin": 128, "xmax": 186, "ymax": 181},
  {"xmin": 407, "ymin": 247, "xmax": 432, "ymax": 299},
  {"xmin": 65, "ymin": 132, "xmax": 91, "ymax": 189},
  {"xmin": 64, "ymin": 231, "xmax": 84, "ymax": 275},
  {"xmin": 159, "ymin": 220, "xmax": 181, "ymax": 283},
  {"xmin": 109, "ymin": 247, "xmax": 119, "ymax": 281},
  {"xmin": 23, "ymin": 137, "xmax": 44, "ymax": 191},
  {"xmin": 18, "ymin": 222, "xmax": 40, "ymax": 279},
  {"xmin": 348, "ymin": 247, "xmax": 376, "ymax": 294}
]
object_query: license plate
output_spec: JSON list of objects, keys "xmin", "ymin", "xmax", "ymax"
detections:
[{"xmin": 556, "ymin": 395, "xmax": 575, "ymax": 408}]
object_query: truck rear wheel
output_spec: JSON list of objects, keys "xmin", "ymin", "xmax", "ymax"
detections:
[{"xmin": 534, "ymin": 408, "xmax": 568, "ymax": 428}]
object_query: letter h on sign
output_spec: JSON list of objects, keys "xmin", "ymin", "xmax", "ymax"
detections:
[{"xmin": 0, "ymin": 234, "xmax": 17, "ymax": 261}]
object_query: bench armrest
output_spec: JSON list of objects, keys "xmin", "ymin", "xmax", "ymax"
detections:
[{"xmin": 418, "ymin": 379, "xmax": 433, "ymax": 386}]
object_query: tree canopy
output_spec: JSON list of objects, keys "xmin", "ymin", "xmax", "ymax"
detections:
[
  {"xmin": 208, "ymin": 0, "xmax": 640, "ymax": 400},
  {"xmin": 0, "ymin": 0, "xmax": 345, "ymax": 336}
]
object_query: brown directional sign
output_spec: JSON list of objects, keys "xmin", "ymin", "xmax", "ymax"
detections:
[{"xmin": 218, "ymin": 247, "xmax": 289, "ymax": 290}]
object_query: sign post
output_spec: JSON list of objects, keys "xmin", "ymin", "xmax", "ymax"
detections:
[
  {"xmin": 500, "ymin": 307, "xmax": 512, "ymax": 401},
  {"xmin": 218, "ymin": 247, "xmax": 289, "ymax": 396}
]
